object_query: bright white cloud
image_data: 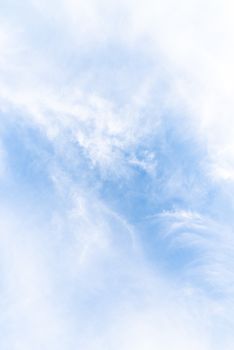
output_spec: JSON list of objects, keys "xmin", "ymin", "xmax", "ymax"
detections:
[
  {"xmin": 0, "ymin": 197, "xmax": 213, "ymax": 350},
  {"xmin": 1, "ymin": 0, "xmax": 234, "ymax": 349},
  {"xmin": 1, "ymin": 0, "xmax": 234, "ymax": 183}
]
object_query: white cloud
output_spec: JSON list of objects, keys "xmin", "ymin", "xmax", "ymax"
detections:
[
  {"xmin": 157, "ymin": 210, "xmax": 234, "ymax": 299},
  {"xmin": 1, "ymin": 0, "xmax": 234, "ymax": 185},
  {"xmin": 0, "ymin": 141, "xmax": 7, "ymax": 179},
  {"xmin": 0, "ymin": 77, "xmax": 160, "ymax": 176},
  {"xmin": 0, "ymin": 197, "xmax": 214, "ymax": 350},
  {"xmin": 1, "ymin": 1, "xmax": 234, "ymax": 349}
]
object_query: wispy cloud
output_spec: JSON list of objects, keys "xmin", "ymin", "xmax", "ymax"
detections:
[{"xmin": 1, "ymin": 0, "xmax": 234, "ymax": 349}]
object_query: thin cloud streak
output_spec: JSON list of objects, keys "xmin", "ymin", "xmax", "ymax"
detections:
[{"xmin": 0, "ymin": 0, "xmax": 234, "ymax": 349}]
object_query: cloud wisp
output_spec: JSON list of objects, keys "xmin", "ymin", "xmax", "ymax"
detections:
[{"xmin": 1, "ymin": 0, "xmax": 234, "ymax": 349}]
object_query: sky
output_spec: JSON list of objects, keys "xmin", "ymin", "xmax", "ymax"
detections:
[{"xmin": 1, "ymin": 0, "xmax": 234, "ymax": 349}]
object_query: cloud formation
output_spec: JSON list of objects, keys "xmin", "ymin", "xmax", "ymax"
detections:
[{"xmin": 1, "ymin": 0, "xmax": 234, "ymax": 349}]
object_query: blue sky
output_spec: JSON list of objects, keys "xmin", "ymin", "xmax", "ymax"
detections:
[{"xmin": 1, "ymin": 1, "xmax": 234, "ymax": 349}]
